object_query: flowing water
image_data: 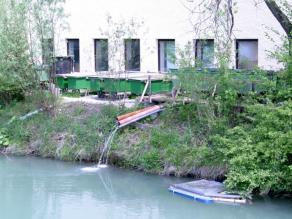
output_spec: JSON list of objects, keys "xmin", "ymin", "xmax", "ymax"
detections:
[
  {"xmin": 0, "ymin": 156, "xmax": 291, "ymax": 219},
  {"xmin": 98, "ymin": 126, "xmax": 119, "ymax": 166},
  {"xmin": 81, "ymin": 126, "xmax": 119, "ymax": 172}
]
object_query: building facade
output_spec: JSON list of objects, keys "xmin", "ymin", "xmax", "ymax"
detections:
[{"xmin": 54, "ymin": 0, "xmax": 287, "ymax": 73}]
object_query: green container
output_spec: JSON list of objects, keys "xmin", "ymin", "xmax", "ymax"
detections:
[
  {"xmin": 68, "ymin": 77, "xmax": 91, "ymax": 90},
  {"xmin": 129, "ymin": 79, "xmax": 173, "ymax": 95},
  {"xmin": 56, "ymin": 77, "xmax": 68, "ymax": 89},
  {"xmin": 89, "ymin": 78, "xmax": 101, "ymax": 91},
  {"xmin": 151, "ymin": 80, "xmax": 173, "ymax": 94},
  {"xmin": 103, "ymin": 78, "xmax": 131, "ymax": 93},
  {"xmin": 130, "ymin": 80, "xmax": 146, "ymax": 95}
]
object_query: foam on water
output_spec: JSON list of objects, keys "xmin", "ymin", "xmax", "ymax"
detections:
[
  {"xmin": 98, "ymin": 164, "xmax": 108, "ymax": 168},
  {"xmin": 80, "ymin": 164, "xmax": 109, "ymax": 172},
  {"xmin": 80, "ymin": 166, "xmax": 100, "ymax": 172},
  {"xmin": 81, "ymin": 126, "xmax": 118, "ymax": 173}
]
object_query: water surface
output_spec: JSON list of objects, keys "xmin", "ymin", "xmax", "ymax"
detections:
[{"xmin": 0, "ymin": 156, "xmax": 291, "ymax": 219}]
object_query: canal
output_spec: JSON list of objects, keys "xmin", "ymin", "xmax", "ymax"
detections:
[{"xmin": 0, "ymin": 156, "xmax": 291, "ymax": 219}]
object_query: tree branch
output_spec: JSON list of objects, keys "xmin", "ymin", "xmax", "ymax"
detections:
[{"xmin": 264, "ymin": 0, "xmax": 292, "ymax": 36}]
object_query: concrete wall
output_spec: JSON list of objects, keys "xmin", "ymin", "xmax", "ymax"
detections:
[{"xmin": 55, "ymin": 0, "xmax": 287, "ymax": 72}]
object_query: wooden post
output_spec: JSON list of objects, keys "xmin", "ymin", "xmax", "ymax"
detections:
[
  {"xmin": 139, "ymin": 79, "xmax": 150, "ymax": 103},
  {"xmin": 148, "ymin": 75, "xmax": 152, "ymax": 103}
]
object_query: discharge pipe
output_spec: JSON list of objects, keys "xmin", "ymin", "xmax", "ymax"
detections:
[{"xmin": 117, "ymin": 105, "xmax": 163, "ymax": 128}]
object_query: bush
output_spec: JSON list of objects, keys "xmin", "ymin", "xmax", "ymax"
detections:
[
  {"xmin": 0, "ymin": 128, "xmax": 9, "ymax": 148},
  {"xmin": 212, "ymin": 101, "xmax": 292, "ymax": 196},
  {"xmin": 150, "ymin": 128, "xmax": 179, "ymax": 149},
  {"xmin": 140, "ymin": 149, "xmax": 163, "ymax": 171}
]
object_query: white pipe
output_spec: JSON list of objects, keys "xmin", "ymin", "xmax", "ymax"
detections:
[{"xmin": 19, "ymin": 109, "xmax": 43, "ymax": 120}]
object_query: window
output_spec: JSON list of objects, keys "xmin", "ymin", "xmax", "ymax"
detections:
[
  {"xmin": 125, "ymin": 39, "xmax": 140, "ymax": 71},
  {"xmin": 195, "ymin": 39, "xmax": 214, "ymax": 68},
  {"xmin": 158, "ymin": 40, "xmax": 175, "ymax": 72},
  {"xmin": 94, "ymin": 39, "xmax": 108, "ymax": 71},
  {"xmin": 67, "ymin": 39, "xmax": 80, "ymax": 72},
  {"xmin": 236, "ymin": 40, "xmax": 258, "ymax": 69},
  {"xmin": 55, "ymin": 57, "xmax": 73, "ymax": 74}
]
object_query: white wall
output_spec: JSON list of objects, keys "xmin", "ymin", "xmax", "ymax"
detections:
[{"xmin": 55, "ymin": 0, "xmax": 287, "ymax": 72}]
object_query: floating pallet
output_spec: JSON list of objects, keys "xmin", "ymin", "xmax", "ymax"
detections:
[{"xmin": 169, "ymin": 179, "xmax": 247, "ymax": 204}]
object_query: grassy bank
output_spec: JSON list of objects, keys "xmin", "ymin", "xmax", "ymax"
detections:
[
  {"xmin": 110, "ymin": 104, "xmax": 227, "ymax": 180},
  {"xmin": 0, "ymin": 97, "xmax": 221, "ymax": 178},
  {"xmin": 0, "ymin": 91, "xmax": 291, "ymax": 197},
  {"xmin": 0, "ymin": 99, "xmax": 118, "ymax": 161}
]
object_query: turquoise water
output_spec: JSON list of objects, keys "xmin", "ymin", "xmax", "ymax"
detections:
[{"xmin": 0, "ymin": 156, "xmax": 291, "ymax": 219}]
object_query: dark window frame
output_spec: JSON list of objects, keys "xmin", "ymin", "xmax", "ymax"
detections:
[
  {"xmin": 124, "ymin": 39, "xmax": 141, "ymax": 71},
  {"xmin": 236, "ymin": 39, "xmax": 258, "ymax": 70},
  {"xmin": 94, "ymin": 39, "xmax": 109, "ymax": 72},
  {"xmin": 67, "ymin": 38, "xmax": 80, "ymax": 72},
  {"xmin": 194, "ymin": 39, "xmax": 214, "ymax": 67},
  {"xmin": 158, "ymin": 39, "xmax": 175, "ymax": 72}
]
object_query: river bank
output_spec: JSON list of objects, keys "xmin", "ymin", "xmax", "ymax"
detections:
[
  {"xmin": 1, "ymin": 93, "xmax": 291, "ymax": 197},
  {"xmin": 0, "ymin": 98, "xmax": 225, "ymax": 180}
]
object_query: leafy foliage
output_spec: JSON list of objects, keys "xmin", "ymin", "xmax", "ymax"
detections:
[
  {"xmin": 0, "ymin": 0, "xmax": 66, "ymax": 105},
  {"xmin": 212, "ymin": 101, "xmax": 292, "ymax": 196},
  {"xmin": 0, "ymin": 128, "xmax": 9, "ymax": 147},
  {"xmin": 0, "ymin": 0, "xmax": 35, "ymax": 105},
  {"xmin": 0, "ymin": 100, "xmax": 121, "ymax": 160}
]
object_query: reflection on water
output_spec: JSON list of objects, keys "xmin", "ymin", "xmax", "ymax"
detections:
[{"xmin": 0, "ymin": 156, "xmax": 291, "ymax": 219}]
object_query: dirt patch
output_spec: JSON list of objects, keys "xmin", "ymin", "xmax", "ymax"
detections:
[
  {"xmin": 59, "ymin": 102, "xmax": 102, "ymax": 116},
  {"xmin": 61, "ymin": 96, "xmax": 136, "ymax": 108}
]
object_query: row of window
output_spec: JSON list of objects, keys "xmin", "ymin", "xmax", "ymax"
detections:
[
  {"xmin": 66, "ymin": 38, "xmax": 259, "ymax": 72},
  {"xmin": 192, "ymin": 39, "xmax": 258, "ymax": 69}
]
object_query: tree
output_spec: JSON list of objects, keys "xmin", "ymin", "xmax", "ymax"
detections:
[
  {"xmin": 184, "ymin": 0, "xmax": 291, "ymax": 84},
  {"xmin": 0, "ymin": 0, "xmax": 35, "ymax": 104},
  {"xmin": 26, "ymin": 0, "xmax": 67, "ymax": 79},
  {"xmin": 180, "ymin": 0, "xmax": 292, "ymax": 196},
  {"xmin": 99, "ymin": 15, "xmax": 143, "ymax": 74},
  {"xmin": 263, "ymin": 0, "xmax": 292, "ymax": 84},
  {"xmin": 264, "ymin": 0, "xmax": 292, "ymax": 40},
  {"xmin": 0, "ymin": 0, "xmax": 66, "ymax": 105}
]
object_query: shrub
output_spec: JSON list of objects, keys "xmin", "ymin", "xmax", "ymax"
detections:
[
  {"xmin": 140, "ymin": 149, "xmax": 163, "ymax": 172},
  {"xmin": 212, "ymin": 101, "xmax": 292, "ymax": 196},
  {"xmin": 0, "ymin": 128, "xmax": 9, "ymax": 148}
]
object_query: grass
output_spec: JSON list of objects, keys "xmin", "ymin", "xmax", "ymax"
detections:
[
  {"xmin": 0, "ymin": 98, "xmax": 224, "ymax": 179},
  {"xmin": 110, "ymin": 104, "xmax": 226, "ymax": 179},
  {"xmin": 0, "ymin": 97, "xmax": 119, "ymax": 161},
  {"xmin": 1, "ymin": 91, "xmax": 291, "ymax": 196}
]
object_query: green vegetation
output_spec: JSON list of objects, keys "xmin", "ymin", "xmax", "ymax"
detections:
[
  {"xmin": 213, "ymin": 100, "xmax": 292, "ymax": 196},
  {"xmin": 0, "ymin": 128, "xmax": 9, "ymax": 148},
  {"xmin": 0, "ymin": 0, "xmax": 291, "ymax": 200},
  {"xmin": 0, "ymin": 0, "xmax": 65, "ymax": 105},
  {"xmin": 0, "ymin": 74, "xmax": 291, "ymax": 197},
  {"xmin": 0, "ymin": 94, "xmax": 119, "ymax": 160},
  {"xmin": 0, "ymin": 0, "xmax": 35, "ymax": 105}
]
